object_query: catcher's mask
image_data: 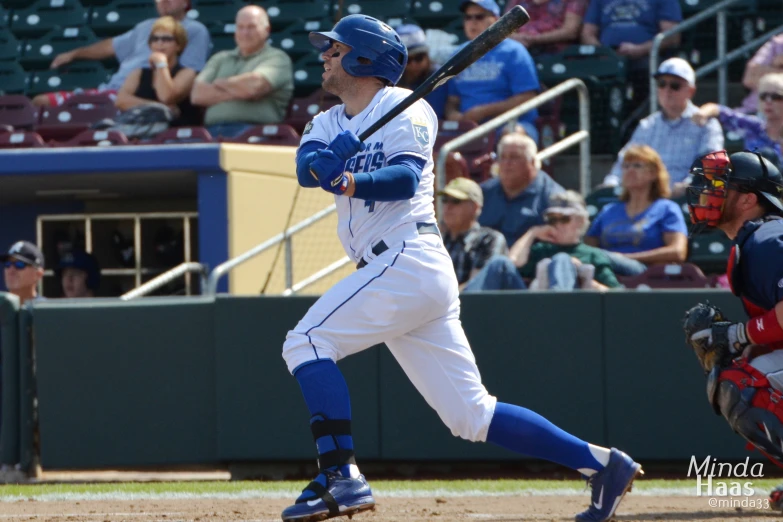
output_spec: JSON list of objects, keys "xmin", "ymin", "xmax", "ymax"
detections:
[{"xmin": 687, "ymin": 150, "xmax": 783, "ymax": 231}]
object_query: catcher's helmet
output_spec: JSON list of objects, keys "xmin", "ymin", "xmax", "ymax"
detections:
[
  {"xmin": 687, "ymin": 150, "xmax": 783, "ymax": 227},
  {"xmin": 309, "ymin": 15, "xmax": 408, "ymax": 86}
]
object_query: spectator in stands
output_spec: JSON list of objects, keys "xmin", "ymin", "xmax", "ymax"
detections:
[
  {"xmin": 602, "ymin": 58, "xmax": 724, "ymax": 196},
  {"xmin": 439, "ymin": 177, "xmax": 508, "ymax": 289},
  {"xmin": 396, "ymin": 24, "xmax": 447, "ymax": 119},
  {"xmin": 191, "ymin": 5, "xmax": 293, "ymax": 138},
  {"xmin": 464, "ymin": 191, "xmax": 621, "ymax": 291},
  {"xmin": 56, "ymin": 251, "xmax": 100, "ymax": 298},
  {"xmin": 444, "ymin": 0, "xmax": 541, "ymax": 142},
  {"xmin": 115, "ymin": 16, "xmax": 201, "ymax": 127},
  {"xmin": 478, "ymin": 132, "xmax": 565, "ymax": 247},
  {"xmin": 585, "ymin": 145, "xmax": 688, "ymax": 275},
  {"xmin": 693, "ymin": 73, "xmax": 783, "ymax": 164},
  {"xmin": 1, "ymin": 241, "xmax": 44, "ymax": 305},
  {"xmin": 740, "ymin": 34, "xmax": 783, "ymax": 115},
  {"xmin": 581, "ymin": 0, "xmax": 682, "ymax": 114},
  {"xmin": 32, "ymin": 0, "xmax": 210, "ymax": 108},
  {"xmin": 503, "ymin": 0, "xmax": 587, "ymax": 56}
]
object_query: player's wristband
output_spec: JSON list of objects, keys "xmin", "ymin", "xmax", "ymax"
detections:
[{"xmin": 745, "ymin": 308, "xmax": 783, "ymax": 345}]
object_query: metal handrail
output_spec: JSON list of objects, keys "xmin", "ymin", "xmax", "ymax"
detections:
[
  {"xmin": 435, "ymin": 78, "xmax": 590, "ymax": 218},
  {"xmin": 650, "ymin": 0, "xmax": 741, "ymax": 113},
  {"xmin": 205, "ymin": 203, "xmax": 337, "ymax": 295},
  {"xmin": 695, "ymin": 26, "xmax": 783, "ymax": 78},
  {"xmin": 120, "ymin": 262, "xmax": 207, "ymax": 300},
  {"xmin": 282, "ymin": 256, "xmax": 353, "ymax": 296}
]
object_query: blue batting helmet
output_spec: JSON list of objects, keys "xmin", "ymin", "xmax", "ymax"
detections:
[{"xmin": 309, "ymin": 15, "xmax": 408, "ymax": 86}]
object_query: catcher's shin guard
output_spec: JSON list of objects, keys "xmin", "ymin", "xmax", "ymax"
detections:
[{"xmin": 712, "ymin": 363, "xmax": 783, "ymax": 465}]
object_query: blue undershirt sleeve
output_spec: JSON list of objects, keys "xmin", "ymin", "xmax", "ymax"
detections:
[
  {"xmin": 295, "ymin": 140, "xmax": 327, "ymax": 188},
  {"xmin": 352, "ymin": 155, "xmax": 425, "ymax": 201}
]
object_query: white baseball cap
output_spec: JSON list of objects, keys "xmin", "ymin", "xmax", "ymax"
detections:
[{"xmin": 654, "ymin": 58, "xmax": 696, "ymax": 87}]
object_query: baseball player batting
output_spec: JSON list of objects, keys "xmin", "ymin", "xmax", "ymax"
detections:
[{"xmin": 282, "ymin": 13, "xmax": 642, "ymax": 522}]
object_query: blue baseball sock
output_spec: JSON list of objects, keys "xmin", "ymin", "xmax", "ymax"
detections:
[
  {"xmin": 487, "ymin": 402, "xmax": 606, "ymax": 475},
  {"xmin": 294, "ymin": 359, "xmax": 355, "ymax": 481}
]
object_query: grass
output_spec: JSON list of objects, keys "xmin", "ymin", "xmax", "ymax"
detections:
[{"xmin": 0, "ymin": 478, "xmax": 781, "ymax": 501}]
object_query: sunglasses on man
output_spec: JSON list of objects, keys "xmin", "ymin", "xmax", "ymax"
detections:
[
  {"xmin": 760, "ymin": 92, "xmax": 783, "ymax": 102},
  {"xmin": 149, "ymin": 35, "xmax": 176, "ymax": 44},
  {"xmin": 441, "ymin": 196, "xmax": 467, "ymax": 205},
  {"xmin": 657, "ymin": 79, "xmax": 683, "ymax": 91},
  {"xmin": 4, "ymin": 260, "xmax": 29, "ymax": 270},
  {"xmin": 545, "ymin": 214, "xmax": 572, "ymax": 225}
]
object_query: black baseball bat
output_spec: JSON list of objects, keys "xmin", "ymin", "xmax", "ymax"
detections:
[{"xmin": 357, "ymin": 5, "xmax": 531, "ymax": 142}]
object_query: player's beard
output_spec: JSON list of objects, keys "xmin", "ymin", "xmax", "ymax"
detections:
[{"xmin": 323, "ymin": 68, "xmax": 354, "ymax": 98}]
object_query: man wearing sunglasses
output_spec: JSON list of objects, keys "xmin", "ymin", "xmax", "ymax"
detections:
[
  {"xmin": 0, "ymin": 241, "xmax": 45, "ymax": 305},
  {"xmin": 443, "ymin": 0, "xmax": 541, "ymax": 142},
  {"xmin": 32, "ymin": 0, "xmax": 210, "ymax": 108},
  {"xmin": 603, "ymin": 58, "xmax": 724, "ymax": 196},
  {"xmin": 395, "ymin": 25, "xmax": 447, "ymax": 119},
  {"xmin": 683, "ymin": 150, "xmax": 783, "ymax": 511}
]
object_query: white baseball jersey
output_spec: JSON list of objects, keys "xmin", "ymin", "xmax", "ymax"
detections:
[
  {"xmin": 284, "ymin": 85, "xmax": 497, "ymax": 444},
  {"xmin": 301, "ymin": 86, "xmax": 438, "ymax": 263}
]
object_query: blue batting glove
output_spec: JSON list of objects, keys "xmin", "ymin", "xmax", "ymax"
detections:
[
  {"xmin": 311, "ymin": 149, "xmax": 349, "ymax": 194},
  {"xmin": 328, "ymin": 130, "xmax": 366, "ymax": 161}
]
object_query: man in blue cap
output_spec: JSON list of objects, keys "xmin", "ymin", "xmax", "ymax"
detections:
[
  {"xmin": 444, "ymin": 0, "xmax": 541, "ymax": 142},
  {"xmin": 56, "ymin": 250, "xmax": 101, "ymax": 298},
  {"xmin": 395, "ymin": 24, "xmax": 446, "ymax": 119}
]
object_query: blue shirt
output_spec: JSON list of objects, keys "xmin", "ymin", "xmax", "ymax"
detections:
[
  {"xmin": 733, "ymin": 216, "xmax": 783, "ymax": 313},
  {"xmin": 586, "ymin": 198, "xmax": 687, "ymax": 253},
  {"xmin": 584, "ymin": 0, "xmax": 682, "ymax": 47},
  {"xmin": 478, "ymin": 171, "xmax": 565, "ymax": 246},
  {"xmin": 447, "ymin": 39, "xmax": 540, "ymax": 125}
]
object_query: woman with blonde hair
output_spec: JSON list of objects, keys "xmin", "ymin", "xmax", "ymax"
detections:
[
  {"xmin": 693, "ymin": 72, "xmax": 783, "ymax": 165},
  {"xmin": 115, "ymin": 16, "xmax": 201, "ymax": 126},
  {"xmin": 584, "ymin": 144, "xmax": 688, "ymax": 275}
]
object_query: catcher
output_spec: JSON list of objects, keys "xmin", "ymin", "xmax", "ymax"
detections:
[{"xmin": 683, "ymin": 150, "xmax": 783, "ymax": 509}]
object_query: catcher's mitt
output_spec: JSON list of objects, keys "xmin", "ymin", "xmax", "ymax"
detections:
[{"xmin": 683, "ymin": 301, "xmax": 735, "ymax": 373}]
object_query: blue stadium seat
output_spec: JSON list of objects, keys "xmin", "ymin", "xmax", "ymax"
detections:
[
  {"xmin": 273, "ymin": 19, "xmax": 332, "ymax": 62},
  {"xmin": 584, "ymin": 185, "xmax": 622, "ymax": 218},
  {"xmin": 0, "ymin": 61, "xmax": 27, "ymax": 95},
  {"xmin": 89, "ymin": 0, "xmax": 156, "ymax": 37},
  {"xmin": 333, "ymin": 0, "xmax": 412, "ymax": 26},
  {"xmin": 0, "ymin": 27, "xmax": 20, "ymax": 61},
  {"xmin": 688, "ymin": 229, "xmax": 732, "ymax": 275},
  {"xmin": 264, "ymin": 1, "xmax": 331, "ymax": 31},
  {"xmin": 21, "ymin": 26, "xmax": 98, "ymax": 70},
  {"xmin": 27, "ymin": 60, "xmax": 110, "ymax": 96},
  {"xmin": 207, "ymin": 22, "xmax": 236, "ymax": 54},
  {"xmin": 0, "ymin": 5, "xmax": 9, "ymax": 27},
  {"xmin": 292, "ymin": 52, "xmax": 326, "ymax": 97},
  {"xmin": 10, "ymin": 0, "xmax": 88, "ymax": 38},
  {"xmin": 411, "ymin": 0, "xmax": 463, "ymax": 28}
]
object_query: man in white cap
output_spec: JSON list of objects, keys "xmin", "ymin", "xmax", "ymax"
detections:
[{"xmin": 602, "ymin": 57, "xmax": 724, "ymax": 196}]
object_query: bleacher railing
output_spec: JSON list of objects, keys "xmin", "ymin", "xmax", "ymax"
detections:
[
  {"xmin": 435, "ymin": 78, "xmax": 590, "ymax": 218},
  {"xmin": 650, "ymin": 0, "xmax": 783, "ymax": 113},
  {"xmin": 204, "ymin": 80, "xmax": 590, "ymax": 296},
  {"xmin": 120, "ymin": 262, "xmax": 208, "ymax": 300}
]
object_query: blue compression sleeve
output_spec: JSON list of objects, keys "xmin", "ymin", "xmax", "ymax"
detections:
[
  {"xmin": 295, "ymin": 140, "xmax": 326, "ymax": 188},
  {"xmin": 352, "ymin": 155, "xmax": 424, "ymax": 201}
]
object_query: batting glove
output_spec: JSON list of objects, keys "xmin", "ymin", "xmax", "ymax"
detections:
[
  {"xmin": 691, "ymin": 321, "xmax": 751, "ymax": 355},
  {"xmin": 310, "ymin": 149, "xmax": 349, "ymax": 194},
  {"xmin": 328, "ymin": 130, "xmax": 366, "ymax": 161}
]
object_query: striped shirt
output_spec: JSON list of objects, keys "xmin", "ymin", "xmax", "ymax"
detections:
[{"xmin": 604, "ymin": 101, "xmax": 724, "ymax": 186}]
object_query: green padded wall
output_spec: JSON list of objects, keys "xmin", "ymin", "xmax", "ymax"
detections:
[{"xmin": 33, "ymin": 298, "xmax": 218, "ymax": 468}]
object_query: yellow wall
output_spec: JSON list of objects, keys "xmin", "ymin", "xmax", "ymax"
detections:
[{"xmin": 220, "ymin": 144, "xmax": 352, "ymax": 295}]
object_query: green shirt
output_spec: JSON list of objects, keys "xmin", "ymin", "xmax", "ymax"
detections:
[
  {"xmin": 519, "ymin": 242, "xmax": 622, "ymax": 288},
  {"xmin": 197, "ymin": 44, "xmax": 294, "ymax": 126}
]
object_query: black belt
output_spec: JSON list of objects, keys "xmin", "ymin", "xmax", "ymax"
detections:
[{"xmin": 356, "ymin": 222, "xmax": 440, "ymax": 269}]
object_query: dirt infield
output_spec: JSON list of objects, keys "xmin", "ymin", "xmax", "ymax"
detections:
[{"xmin": 1, "ymin": 495, "xmax": 780, "ymax": 521}]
